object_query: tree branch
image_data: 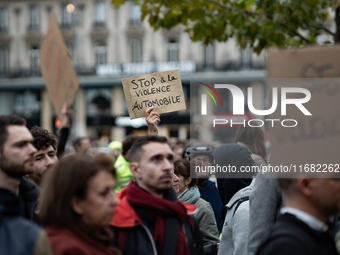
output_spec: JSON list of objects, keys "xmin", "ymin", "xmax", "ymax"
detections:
[
  {"xmin": 204, "ymin": 0, "xmax": 230, "ymax": 11},
  {"xmin": 335, "ymin": 7, "xmax": 340, "ymax": 42},
  {"xmin": 204, "ymin": 0, "xmax": 256, "ymax": 16},
  {"xmin": 282, "ymin": 24, "xmax": 312, "ymax": 44},
  {"xmin": 307, "ymin": 24, "xmax": 336, "ymax": 37}
]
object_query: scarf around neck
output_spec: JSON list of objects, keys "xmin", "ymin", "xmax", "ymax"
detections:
[
  {"xmin": 178, "ymin": 186, "xmax": 200, "ymax": 204},
  {"xmin": 126, "ymin": 181, "xmax": 190, "ymax": 255}
]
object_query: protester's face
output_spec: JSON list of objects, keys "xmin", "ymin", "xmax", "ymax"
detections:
[
  {"xmin": 33, "ymin": 145, "xmax": 58, "ymax": 175},
  {"xmin": 173, "ymin": 147, "xmax": 184, "ymax": 160},
  {"xmin": 74, "ymin": 171, "xmax": 119, "ymax": 228},
  {"xmin": 193, "ymin": 154, "xmax": 213, "ymax": 178},
  {"xmin": 177, "ymin": 174, "xmax": 190, "ymax": 196},
  {"xmin": 77, "ymin": 138, "xmax": 91, "ymax": 155},
  {"xmin": 309, "ymin": 178, "xmax": 340, "ymax": 219},
  {"xmin": 132, "ymin": 142, "xmax": 174, "ymax": 197},
  {"xmin": 194, "ymin": 155, "xmax": 212, "ymax": 166},
  {"xmin": 0, "ymin": 125, "xmax": 37, "ymax": 177},
  {"xmin": 112, "ymin": 149, "xmax": 121, "ymax": 158},
  {"xmin": 172, "ymin": 173, "xmax": 179, "ymax": 194}
]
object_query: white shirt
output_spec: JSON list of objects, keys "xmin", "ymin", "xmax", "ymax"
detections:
[{"xmin": 280, "ymin": 207, "xmax": 328, "ymax": 232}]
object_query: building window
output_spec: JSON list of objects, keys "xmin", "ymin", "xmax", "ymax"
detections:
[
  {"xmin": 0, "ymin": 8, "xmax": 8, "ymax": 32},
  {"xmin": 129, "ymin": 3, "xmax": 141, "ymax": 25},
  {"xmin": 241, "ymin": 44, "xmax": 252, "ymax": 69},
  {"xmin": 94, "ymin": 1, "xmax": 106, "ymax": 26},
  {"xmin": 29, "ymin": 5, "xmax": 39, "ymax": 31},
  {"xmin": 0, "ymin": 47, "xmax": 9, "ymax": 75},
  {"xmin": 205, "ymin": 44, "xmax": 214, "ymax": 69},
  {"xmin": 30, "ymin": 46, "xmax": 39, "ymax": 75},
  {"xmin": 168, "ymin": 40, "xmax": 179, "ymax": 62},
  {"xmin": 62, "ymin": 4, "xmax": 73, "ymax": 28},
  {"xmin": 66, "ymin": 42, "xmax": 73, "ymax": 59},
  {"xmin": 131, "ymin": 39, "xmax": 142, "ymax": 62},
  {"xmin": 95, "ymin": 44, "xmax": 106, "ymax": 65}
]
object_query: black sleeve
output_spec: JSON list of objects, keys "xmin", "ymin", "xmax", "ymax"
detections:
[
  {"xmin": 257, "ymin": 237, "xmax": 308, "ymax": 255},
  {"xmin": 57, "ymin": 127, "xmax": 70, "ymax": 158},
  {"xmin": 192, "ymin": 217, "xmax": 205, "ymax": 255},
  {"xmin": 203, "ymin": 243, "xmax": 217, "ymax": 255}
]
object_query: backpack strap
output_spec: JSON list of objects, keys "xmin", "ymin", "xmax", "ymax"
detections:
[{"xmin": 232, "ymin": 196, "xmax": 249, "ymax": 217}]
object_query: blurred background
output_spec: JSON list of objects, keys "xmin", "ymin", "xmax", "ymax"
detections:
[{"xmin": 0, "ymin": 0, "xmax": 335, "ymax": 146}]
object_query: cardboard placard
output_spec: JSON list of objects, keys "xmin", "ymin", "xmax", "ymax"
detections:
[
  {"xmin": 122, "ymin": 69, "xmax": 186, "ymax": 119},
  {"xmin": 267, "ymin": 45, "xmax": 340, "ymax": 78},
  {"xmin": 266, "ymin": 45, "xmax": 340, "ymax": 175},
  {"xmin": 39, "ymin": 14, "xmax": 79, "ymax": 122}
]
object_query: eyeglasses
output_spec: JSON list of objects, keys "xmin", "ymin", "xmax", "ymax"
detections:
[{"xmin": 196, "ymin": 158, "xmax": 211, "ymax": 164}]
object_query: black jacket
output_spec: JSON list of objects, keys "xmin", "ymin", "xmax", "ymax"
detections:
[
  {"xmin": 214, "ymin": 144, "xmax": 253, "ymax": 221},
  {"xmin": 18, "ymin": 176, "xmax": 41, "ymax": 224},
  {"xmin": 256, "ymin": 213, "xmax": 338, "ymax": 255},
  {"xmin": 0, "ymin": 188, "xmax": 41, "ymax": 254}
]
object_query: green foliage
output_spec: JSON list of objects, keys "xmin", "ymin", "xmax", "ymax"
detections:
[{"xmin": 112, "ymin": 0, "xmax": 339, "ymax": 54}]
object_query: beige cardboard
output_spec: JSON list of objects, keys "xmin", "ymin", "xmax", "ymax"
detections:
[
  {"xmin": 266, "ymin": 45, "xmax": 340, "ymax": 176},
  {"xmin": 122, "ymin": 69, "xmax": 186, "ymax": 119},
  {"xmin": 39, "ymin": 13, "xmax": 79, "ymax": 122},
  {"xmin": 267, "ymin": 45, "xmax": 340, "ymax": 78}
]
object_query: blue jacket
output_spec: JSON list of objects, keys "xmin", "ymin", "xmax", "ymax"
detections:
[{"xmin": 199, "ymin": 180, "xmax": 223, "ymax": 233}]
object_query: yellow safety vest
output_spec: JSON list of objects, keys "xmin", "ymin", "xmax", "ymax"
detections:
[{"xmin": 114, "ymin": 154, "xmax": 134, "ymax": 193}]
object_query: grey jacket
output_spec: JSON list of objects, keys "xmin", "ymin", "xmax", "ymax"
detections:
[
  {"xmin": 218, "ymin": 179, "xmax": 254, "ymax": 255},
  {"xmin": 179, "ymin": 186, "xmax": 220, "ymax": 245},
  {"xmin": 247, "ymin": 171, "xmax": 283, "ymax": 255}
]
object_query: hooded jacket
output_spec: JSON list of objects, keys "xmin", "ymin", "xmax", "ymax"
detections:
[
  {"xmin": 0, "ymin": 188, "xmax": 52, "ymax": 255},
  {"xmin": 18, "ymin": 176, "xmax": 41, "ymax": 224},
  {"xmin": 213, "ymin": 144, "xmax": 254, "ymax": 210},
  {"xmin": 218, "ymin": 178, "xmax": 255, "ymax": 255},
  {"xmin": 110, "ymin": 187, "xmax": 204, "ymax": 255}
]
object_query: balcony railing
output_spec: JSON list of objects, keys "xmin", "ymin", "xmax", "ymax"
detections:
[
  {"xmin": 27, "ymin": 24, "xmax": 40, "ymax": 31},
  {"xmin": 93, "ymin": 21, "xmax": 106, "ymax": 28},
  {"xmin": 0, "ymin": 26, "xmax": 8, "ymax": 32}
]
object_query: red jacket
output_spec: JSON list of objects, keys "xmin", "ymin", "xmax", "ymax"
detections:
[{"xmin": 46, "ymin": 226, "xmax": 115, "ymax": 255}]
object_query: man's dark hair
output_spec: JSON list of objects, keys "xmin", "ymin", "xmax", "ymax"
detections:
[
  {"xmin": 122, "ymin": 135, "xmax": 139, "ymax": 156},
  {"xmin": 0, "ymin": 115, "xmax": 25, "ymax": 151},
  {"xmin": 130, "ymin": 135, "xmax": 168, "ymax": 162},
  {"xmin": 73, "ymin": 137, "xmax": 88, "ymax": 148},
  {"xmin": 30, "ymin": 126, "xmax": 58, "ymax": 151}
]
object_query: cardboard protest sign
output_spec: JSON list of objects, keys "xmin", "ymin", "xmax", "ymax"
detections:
[
  {"xmin": 122, "ymin": 69, "xmax": 186, "ymax": 119},
  {"xmin": 39, "ymin": 14, "xmax": 79, "ymax": 122},
  {"xmin": 266, "ymin": 45, "xmax": 340, "ymax": 177},
  {"xmin": 267, "ymin": 45, "xmax": 340, "ymax": 78}
]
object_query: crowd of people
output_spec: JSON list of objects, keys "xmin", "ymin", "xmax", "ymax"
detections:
[{"xmin": 1, "ymin": 105, "xmax": 340, "ymax": 255}]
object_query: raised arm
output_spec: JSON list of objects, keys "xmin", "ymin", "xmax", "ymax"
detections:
[{"xmin": 145, "ymin": 107, "xmax": 160, "ymax": 135}]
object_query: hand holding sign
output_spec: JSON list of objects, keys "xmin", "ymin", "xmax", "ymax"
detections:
[
  {"xmin": 122, "ymin": 69, "xmax": 186, "ymax": 119},
  {"xmin": 145, "ymin": 107, "xmax": 160, "ymax": 135}
]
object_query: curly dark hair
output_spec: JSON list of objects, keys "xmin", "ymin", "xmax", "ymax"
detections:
[{"xmin": 30, "ymin": 126, "xmax": 58, "ymax": 151}]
